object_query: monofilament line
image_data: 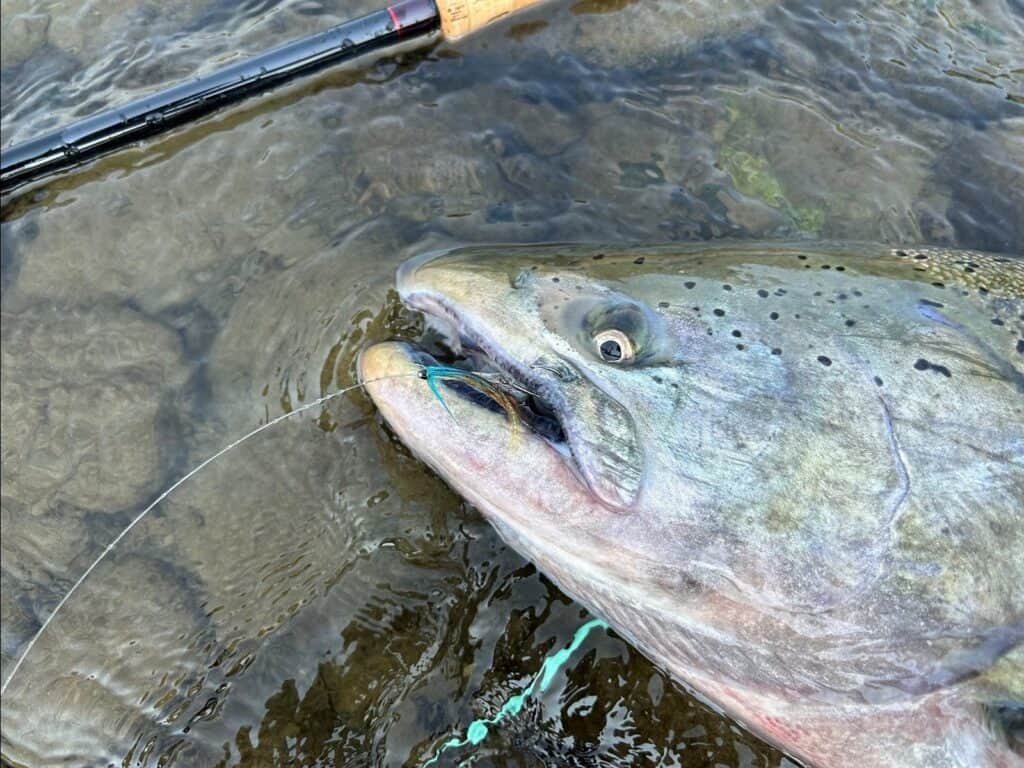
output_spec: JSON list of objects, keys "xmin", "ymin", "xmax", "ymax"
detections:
[{"xmin": 0, "ymin": 373, "xmax": 416, "ymax": 696}]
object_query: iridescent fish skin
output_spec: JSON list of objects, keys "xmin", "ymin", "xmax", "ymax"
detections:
[{"xmin": 360, "ymin": 243, "xmax": 1024, "ymax": 767}]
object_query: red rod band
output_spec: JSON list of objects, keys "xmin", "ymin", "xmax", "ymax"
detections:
[{"xmin": 387, "ymin": 5, "xmax": 403, "ymax": 31}]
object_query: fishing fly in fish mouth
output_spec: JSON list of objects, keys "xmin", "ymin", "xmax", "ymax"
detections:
[{"xmin": 360, "ymin": 242, "xmax": 1024, "ymax": 768}]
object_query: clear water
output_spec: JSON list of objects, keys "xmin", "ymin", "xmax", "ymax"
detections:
[{"xmin": 1, "ymin": 0, "xmax": 1021, "ymax": 765}]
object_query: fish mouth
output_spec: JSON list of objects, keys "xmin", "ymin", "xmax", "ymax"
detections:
[{"xmin": 399, "ymin": 289, "xmax": 574, "ymax": 468}]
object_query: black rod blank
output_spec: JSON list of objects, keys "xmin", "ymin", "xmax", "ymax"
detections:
[{"xmin": 0, "ymin": 0, "xmax": 440, "ymax": 193}]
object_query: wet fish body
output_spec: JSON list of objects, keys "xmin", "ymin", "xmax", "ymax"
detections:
[{"xmin": 360, "ymin": 242, "xmax": 1024, "ymax": 767}]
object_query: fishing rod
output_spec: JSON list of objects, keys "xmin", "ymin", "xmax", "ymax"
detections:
[{"xmin": 0, "ymin": 0, "xmax": 543, "ymax": 194}]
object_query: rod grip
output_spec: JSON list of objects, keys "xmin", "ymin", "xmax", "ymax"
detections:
[{"xmin": 435, "ymin": 0, "xmax": 545, "ymax": 39}]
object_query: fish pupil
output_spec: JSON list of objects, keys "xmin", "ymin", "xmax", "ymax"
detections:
[{"xmin": 600, "ymin": 339, "xmax": 623, "ymax": 361}]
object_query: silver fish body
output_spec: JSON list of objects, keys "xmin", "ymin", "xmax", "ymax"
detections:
[{"xmin": 360, "ymin": 242, "xmax": 1024, "ymax": 767}]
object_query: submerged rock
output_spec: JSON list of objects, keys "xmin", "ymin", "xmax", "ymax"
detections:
[
  {"xmin": 0, "ymin": 300, "xmax": 185, "ymax": 514},
  {"xmin": 938, "ymin": 118, "xmax": 1024, "ymax": 253},
  {"xmin": 0, "ymin": 554, "xmax": 209, "ymax": 767},
  {"xmin": 565, "ymin": 0, "xmax": 778, "ymax": 69},
  {"xmin": 713, "ymin": 93, "xmax": 930, "ymax": 240},
  {"xmin": 44, "ymin": 0, "xmax": 206, "ymax": 58},
  {"xmin": 0, "ymin": 300, "xmax": 188, "ymax": 676},
  {"xmin": 0, "ymin": 3, "xmax": 49, "ymax": 68}
]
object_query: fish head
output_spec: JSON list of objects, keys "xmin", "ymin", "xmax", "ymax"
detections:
[
  {"xmin": 360, "ymin": 244, "xmax": 836, "ymax": 615},
  {"xmin": 360, "ymin": 243, "xmax": 1023, "ymax": 698},
  {"xmin": 360, "ymin": 243, "xmax": 1024, "ymax": 766},
  {"xmin": 392, "ymin": 246, "xmax": 700, "ymax": 511},
  {"xmin": 360, "ymin": 246, "xmax": 676, "ymax": 597}
]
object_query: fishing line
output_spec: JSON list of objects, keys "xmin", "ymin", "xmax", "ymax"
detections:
[
  {"xmin": 0, "ymin": 371, "xmax": 420, "ymax": 696},
  {"xmin": 423, "ymin": 618, "xmax": 609, "ymax": 766}
]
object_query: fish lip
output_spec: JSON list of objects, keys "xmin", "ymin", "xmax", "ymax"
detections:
[
  {"xmin": 402, "ymin": 289, "xmax": 531, "ymax": 384},
  {"xmin": 400, "ymin": 287, "xmax": 592, "ymax": 494}
]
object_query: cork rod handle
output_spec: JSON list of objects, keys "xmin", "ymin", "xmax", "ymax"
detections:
[{"xmin": 435, "ymin": 0, "xmax": 547, "ymax": 39}]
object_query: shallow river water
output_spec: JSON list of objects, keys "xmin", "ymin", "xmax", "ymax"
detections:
[{"xmin": 1, "ymin": 0, "xmax": 1022, "ymax": 765}]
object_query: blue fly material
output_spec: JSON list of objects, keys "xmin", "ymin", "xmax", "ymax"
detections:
[
  {"xmin": 420, "ymin": 364, "xmax": 521, "ymax": 430},
  {"xmin": 422, "ymin": 364, "xmax": 471, "ymax": 418}
]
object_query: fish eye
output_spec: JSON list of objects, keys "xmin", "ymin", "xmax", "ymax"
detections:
[{"xmin": 594, "ymin": 329, "xmax": 635, "ymax": 363}]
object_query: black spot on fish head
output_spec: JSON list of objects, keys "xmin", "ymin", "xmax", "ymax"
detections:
[{"xmin": 913, "ymin": 358, "xmax": 953, "ymax": 377}]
